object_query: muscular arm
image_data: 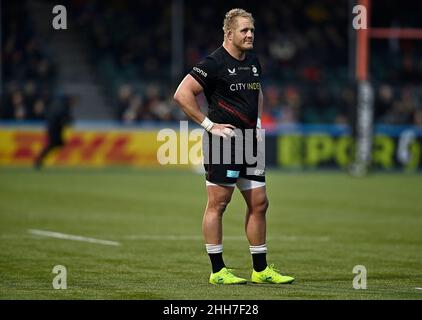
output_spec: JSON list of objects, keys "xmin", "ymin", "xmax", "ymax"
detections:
[
  {"xmin": 173, "ymin": 74, "xmax": 235, "ymax": 137},
  {"xmin": 173, "ymin": 74, "xmax": 207, "ymax": 125}
]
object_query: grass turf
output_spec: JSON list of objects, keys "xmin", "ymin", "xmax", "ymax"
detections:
[{"xmin": 0, "ymin": 168, "xmax": 421, "ymax": 299}]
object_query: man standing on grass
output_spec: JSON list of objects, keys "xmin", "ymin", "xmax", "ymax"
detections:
[{"xmin": 174, "ymin": 8, "xmax": 294, "ymax": 285}]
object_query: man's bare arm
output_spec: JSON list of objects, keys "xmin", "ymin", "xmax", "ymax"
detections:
[
  {"xmin": 173, "ymin": 74, "xmax": 235, "ymax": 137},
  {"xmin": 173, "ymin": 74, "xmax": 207, "ymax": 125}
]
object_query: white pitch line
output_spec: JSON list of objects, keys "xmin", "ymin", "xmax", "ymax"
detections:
[
  {"xmin": 28, "ymin": 229, "xmax": 120, "ymax": 246},
  {"xmin": 416, "ymin": 288, "xmax": 422, "ymax": 290}
]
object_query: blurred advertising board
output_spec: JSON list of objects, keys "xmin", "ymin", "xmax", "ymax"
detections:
[
  {"xmin": 264, "ymin": 124, "xmax": 422, "ymax": 172},
  {"xmin": 0, "ymin": 123, "xmax": 421, "ymax": 171}
]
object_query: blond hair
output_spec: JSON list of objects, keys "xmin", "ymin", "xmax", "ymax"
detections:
[{"xmin": 222, "ymin": 8, "xmax": 254, "ymax": 36}]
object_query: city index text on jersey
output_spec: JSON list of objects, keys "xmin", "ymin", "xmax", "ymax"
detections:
[{"xmin": 229, "ymin": 82, "xmax": 261, "ymax": 92}]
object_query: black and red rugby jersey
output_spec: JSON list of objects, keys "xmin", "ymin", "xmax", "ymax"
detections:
[{"xmin": 189, "ymin": 46, "xmax": 262, "ymax": 130}]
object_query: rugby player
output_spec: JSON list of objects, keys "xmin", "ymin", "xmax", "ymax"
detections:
[{"xmin": 174, "ymin": 8, "xmax": 294, "ymax": 285}]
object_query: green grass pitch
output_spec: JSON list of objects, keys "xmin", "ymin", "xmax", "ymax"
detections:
[{"xmin": 0, "ymin": 168, "xmax": 421, "ymax": 299}]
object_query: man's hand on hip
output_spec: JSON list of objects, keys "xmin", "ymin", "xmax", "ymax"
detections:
[{"xmin": 209, "ymin": 123, "xmax": 236, "ymax": 138}]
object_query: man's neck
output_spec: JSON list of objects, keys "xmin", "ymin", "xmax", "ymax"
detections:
[{"xmin": 223, "ymin": 41, "xmax": 246, "ymax": 61}]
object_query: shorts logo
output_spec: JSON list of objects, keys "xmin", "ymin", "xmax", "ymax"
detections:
[{"xmin": 226, "ymin": 170, "xmax": 240, "ymax": 178}]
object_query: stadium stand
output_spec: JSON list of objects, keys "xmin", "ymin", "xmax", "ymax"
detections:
[
  {"xmin": 1, "ymin": 0, "xmax": 422, "ymax": 125},
  {"xmin": 1, "ymin": 1, "xmax": 56, "ymax": 120}
]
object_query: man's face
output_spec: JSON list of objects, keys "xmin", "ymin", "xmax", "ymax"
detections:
[{"xmin": 230, "ymin": 17, "xmax": 254, "ymax": 51}]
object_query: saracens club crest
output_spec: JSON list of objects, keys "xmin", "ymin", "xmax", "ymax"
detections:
[{"xmin": 252, "ymin": 65, "xmax": 259, "ymax": 76}]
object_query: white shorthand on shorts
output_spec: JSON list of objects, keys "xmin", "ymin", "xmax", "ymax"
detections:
[{"xmin": 206, "ymin": 178, "xmax": 266, "ymax": 191}]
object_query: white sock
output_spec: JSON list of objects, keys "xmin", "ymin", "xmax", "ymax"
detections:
[
  {"xmin": 206, "ymin": 244, "xmax": 223, "ymax": 254},
  {"xmin": 249, "ymin": 244, "xmax": 267, "ymax": 254}
]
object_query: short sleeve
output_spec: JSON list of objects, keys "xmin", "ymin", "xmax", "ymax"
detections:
[{"xmin": 189, "ymin": 57, "xmax": 219, "ymax": 90}]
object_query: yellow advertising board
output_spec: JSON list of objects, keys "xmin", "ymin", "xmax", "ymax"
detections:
[{"xmin": 0, "ymin": 127, "xmax": 201, "ymax": 168}]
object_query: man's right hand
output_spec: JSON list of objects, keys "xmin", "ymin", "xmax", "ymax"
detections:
[{"xmin": 209, "ymin": 123, "xmax": 236, "ymax": 138}]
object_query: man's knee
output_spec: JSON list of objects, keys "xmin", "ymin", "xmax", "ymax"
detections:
[
  {"xmin": 207, "ymin": 199, "xmax": 231, "ymax": 215},
  {"xmin": 251, "ymin": 196, "xmax": 269, "ymax": 214},
  {"xmin": 264, "ymin": 197, "xmax": 269, "ymax": 211}
]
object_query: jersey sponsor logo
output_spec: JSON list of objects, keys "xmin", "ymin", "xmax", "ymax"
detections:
[
  {"xmin": 238, "ymin": 66, "xmax": 251, "ymax": 70},
  {"xmin": 226, "ymin": 170, "xmax": 240, "ymax": 178},
  {"xmin": 227, "ymin": 68, "xmax": 236, "ymax": 75},
  {"xmin": 193, "ymin": 67, "xmax": 207, "ymax": 77},
  {"xmin": 229, "ymin": 82, "xmax": 261, "ymax": 91}
]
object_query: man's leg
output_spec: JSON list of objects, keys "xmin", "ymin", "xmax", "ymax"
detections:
[
  {"xmin": 203, "ymin": 184, "xmax": 234, "ymax": 272},
  {"xmin": 240, "ymin": 185, "xmax": 269, "ymax": 271},
  {"xmin": 204, "ymin": 183, "xmax": 247, "ymax": 284},
  {"xmin": 34, "ymin": 143, "xmax": 56, "ymax": 169},
  {"xmin": 34, "ymin": 130, "xmax": 63, "ymax": 170},
  {"xmin": 239, "ymin": 180, "xmax": 295, "ymax": 284}
]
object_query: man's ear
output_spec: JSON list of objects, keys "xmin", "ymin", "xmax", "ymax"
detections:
[{"xmin": 227, "ymin": 30, "xmax": 233, "ymax": 42}]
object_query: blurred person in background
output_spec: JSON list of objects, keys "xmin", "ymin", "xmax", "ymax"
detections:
[
  {"xmin": 174, "ymin": 8, "xmax": 294, "ymax": 285},
  {"xmin": 116, "ymin": 84, "xmax": 134, "ymax": 121},
  {"xmin": 375, "ymin": 84, "xmax": 395, "ymax": 122},
  {"xmin": 414, "ymin": 109, "xmax": 422, "ymax": 126},
  {"xmin": 34, "ymin": 95, "xmax": 77, "ymax": 170}
]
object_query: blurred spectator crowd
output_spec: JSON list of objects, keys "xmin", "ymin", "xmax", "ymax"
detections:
[
  {"xmin": 1, "ymin": 0, "xmax": 422, "ymax": 126},
  {"xmin": 1, "ymin": 1, "xmax": 56, "ymax": 121}
]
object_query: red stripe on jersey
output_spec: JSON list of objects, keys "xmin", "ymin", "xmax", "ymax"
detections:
[{"xmin": 217, "ymin": 100, "xmax": 256, "ymax": 127}]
